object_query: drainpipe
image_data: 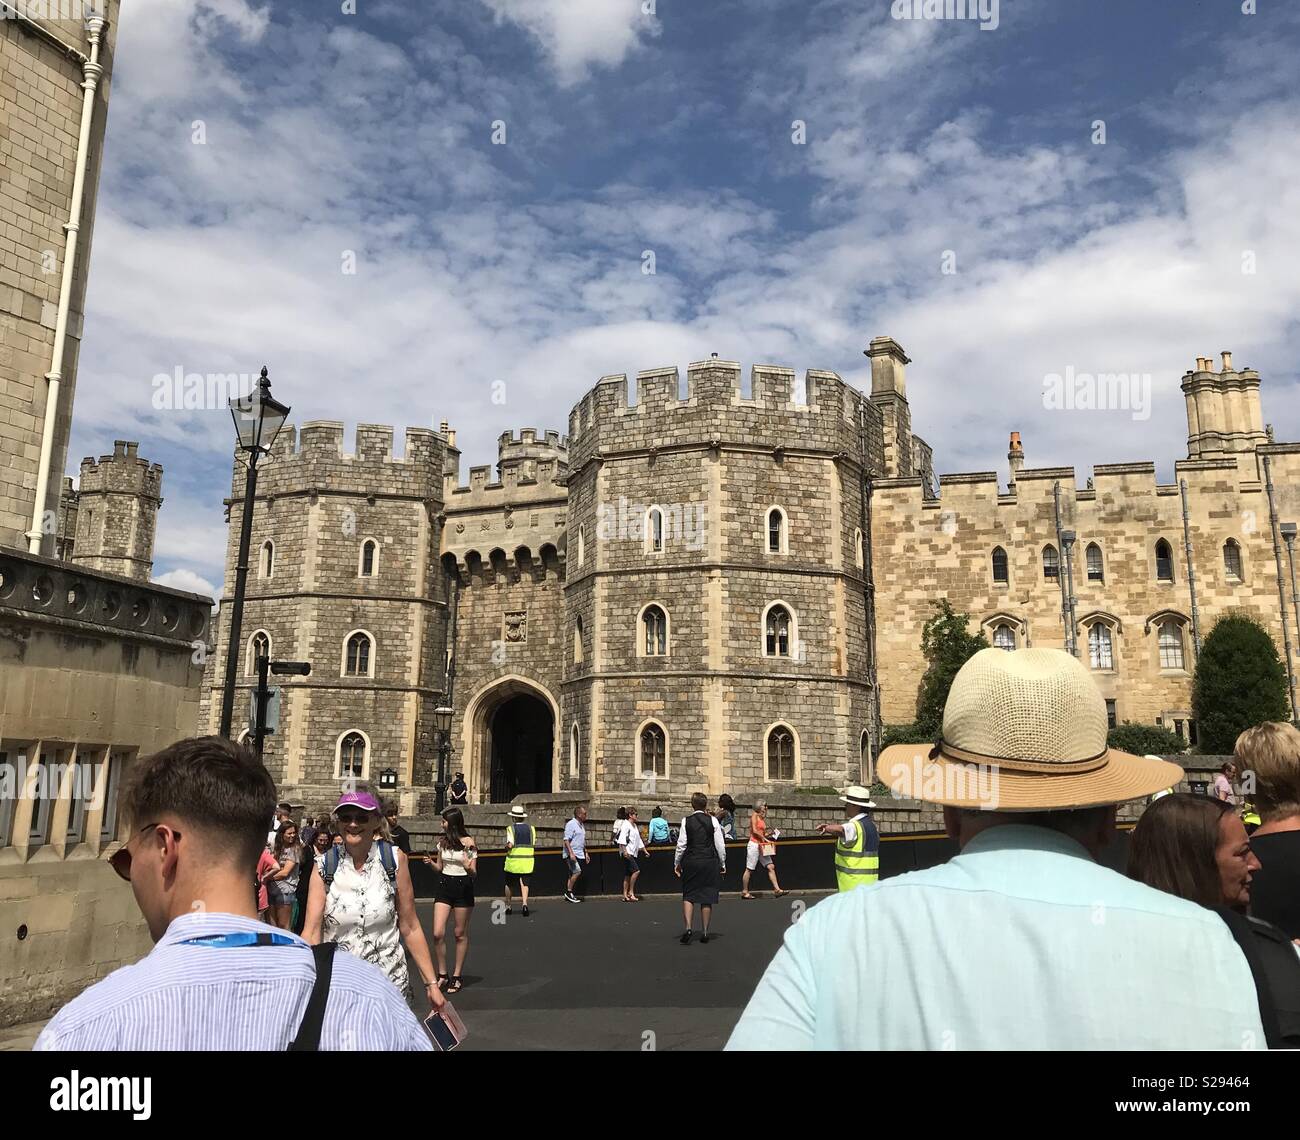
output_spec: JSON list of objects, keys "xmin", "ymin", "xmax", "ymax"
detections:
[
  {"xmin": 26, "ymin": 14, "xmax": 109, "ymax": 554},
  {"xmin": 1179, "ymin": 479, "xmax": 1202, "ymax": 661},
  {"xmin": 1053, "ymin": 483, "xmax": 1076, "ymax": 655},
  {"xmin": 859, "ymin": 419, "xmax": 881, "ymax": 770},
  {"xmin": 1263, "ymin": 455, "xmax": 1299, "ymax": 722}
]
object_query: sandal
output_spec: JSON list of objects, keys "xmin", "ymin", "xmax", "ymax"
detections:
[
  {"xmin": 742, "ymin": 893, "xmax": 756, "ymax": 899},
  {"xmin": 773, "ymin": 890, "xmax": 789, "ymax": 898},
  {"xmin": 436, "ymin": 973, "xmax": 449, "ymax": 991},
  {"xmin": 446, "ymin": 976, "xmax": 463, "ymax": 995}
]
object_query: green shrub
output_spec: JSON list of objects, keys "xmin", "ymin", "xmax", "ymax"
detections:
[
  {"xmin": 1107, "ymin": 721, "xmax": 1185, "ymax": 756},
  {"xmin": 914, "ymin": 599, "xmax": 989, "ymax": 737},
  {"xmin": 1193, "ymin": 613, "xmax": 1290, "ymax": 755}
]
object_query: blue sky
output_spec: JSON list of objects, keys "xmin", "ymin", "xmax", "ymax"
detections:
[{"xmin": 69, "ymin": 0, "xmax": 1300, "ymax": 596}]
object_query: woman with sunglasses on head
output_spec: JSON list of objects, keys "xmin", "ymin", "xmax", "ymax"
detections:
[
  {"xmin": 262, "ymin": 822, "xmax": 301, "ymax": 930},
  {"xmin": 423, "ymin": 808, "xmax": 477, "ymax": 994},
  {"xmin": 303, "ymin": 788, "xmax": 444, "ymax": 1014}
]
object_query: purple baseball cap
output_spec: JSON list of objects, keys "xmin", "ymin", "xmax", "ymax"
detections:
[{"xmin": 335, "ymin": 790, "xmax": 381, "ymax": 813}]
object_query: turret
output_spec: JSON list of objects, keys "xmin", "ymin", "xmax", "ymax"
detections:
[{"xmin": 71, "ymin": 440, "xmax": 163, "ymax": 581}]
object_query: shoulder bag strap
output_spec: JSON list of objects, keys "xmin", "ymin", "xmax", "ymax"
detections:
[
  {"xmin": 1215, "ymin": 906, "xmax": 1282, "ymax": 1050},
  {"xmin": 287, "ymin": 942, "xmax": 337, "ymax": 1051}
]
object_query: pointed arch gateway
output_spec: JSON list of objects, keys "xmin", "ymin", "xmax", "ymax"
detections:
[{"xmin": 461, "ymin": 674, "xmax": 560, "ymax": 803}]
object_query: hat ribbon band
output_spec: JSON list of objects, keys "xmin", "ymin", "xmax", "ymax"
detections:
[{"xmin": 932, "ymin": 740, "xmax": 1109, "ymax": 776}]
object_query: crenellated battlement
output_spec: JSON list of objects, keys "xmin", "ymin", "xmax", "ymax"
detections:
[
  {"xmin": 566, "ymin": 358, "xmax": 881, "ymax": 469},
  {"xmin": 231, "ymin": 422, "xmax": 445, "ymax": 502},
  {"xmin": 874, "ymin": 451, "xmax": 1272, "ymax": 514},
  {"xmin": 79, "ymin": 441, "xmax": 164, "ymax": 500}
]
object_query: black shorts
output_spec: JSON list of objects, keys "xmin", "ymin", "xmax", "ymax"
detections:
[
  {"xmin": 435, "ymin": 873, "xmax": 475, "ymax": 908},
  {"xmin": 623, "ymin": 856, "xmax": 640, "ymax": 875}
]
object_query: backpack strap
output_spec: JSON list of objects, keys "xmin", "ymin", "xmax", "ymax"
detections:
[
  {"xmin": 377, "ymin": 840, "xmax": 398, "ymax": 883},
  {"xmin": 287, "ymin": 942, "xmax": 337, "ymax": 1051},
  {"xmin": 1215, "ymin": 906, "xmax": 1283, "ymax": 1050},
  {"xmin": 321, "ymin": 847, "xmax": 341, "ymax": 887}
]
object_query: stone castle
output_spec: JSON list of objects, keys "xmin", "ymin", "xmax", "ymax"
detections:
[{"xmin": 199, "ymin": 340, "xmax": 1299, "ymax": 812}]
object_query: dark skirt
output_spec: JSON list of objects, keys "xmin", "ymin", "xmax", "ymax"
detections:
[{"xmin": 682, "ymin": 855, "xmax": 721, "ymax": 906}]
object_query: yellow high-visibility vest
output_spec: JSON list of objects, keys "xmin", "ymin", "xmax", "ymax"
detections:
[
  {"xmin": 504, "ymin": 823, "xmax": 536, "ymax": 875},
  {"xmin": 834, "ymin": 814, "xmax": 880, "ymax": 892}
]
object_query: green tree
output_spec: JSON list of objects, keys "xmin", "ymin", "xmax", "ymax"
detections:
[
  {"xmin": 1107, "ymin": 722, "xmax": 1184, "ymax": 756},
  {"xmin": 914, "ymin": 599, "xmax": 989, "ymax": 738},
  {"xmin": 1193, "ymin": 613, "xmax": 1290, "ymax": 754}
]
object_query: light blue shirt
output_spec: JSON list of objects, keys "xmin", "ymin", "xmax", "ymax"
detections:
[
  {"xmin": 564, "ymin": 818, "xmax": 587, "ymax": 858},
  {"xmin": 726, "ymin": 825, "xmax": 1267, "ymax": 1050},
  {"xmin": 35, "ymin": 912, "xmax": 432, "ymax": 1051}
]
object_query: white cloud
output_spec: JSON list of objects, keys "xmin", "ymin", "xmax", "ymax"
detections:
[
  {"xmin": 477, "ymin": 0, "xmax": 659, "ymax": 85},
  {"xmin": 153, "ymin": 567, "xmax": 219, "ymax": 599}
]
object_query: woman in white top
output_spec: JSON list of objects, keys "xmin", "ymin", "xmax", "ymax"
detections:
[
  {"xmin": 423, "ymin": 807, "xmax": 478, "ymax": 994},
  {"xmin": 303, "ymin": 788, "xmax": 444, "ymax": 1014}
]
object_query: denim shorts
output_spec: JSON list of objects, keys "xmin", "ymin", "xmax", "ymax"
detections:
[
  {"xmin": 565, "ymin": 857, "xmax": 584, "ymax": 877},
  {"xmin": 623, "ymin": 856, "xmax": 640, "ymax": 875}
]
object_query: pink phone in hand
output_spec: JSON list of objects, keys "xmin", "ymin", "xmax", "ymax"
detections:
[{"xmin": 423, "ymin": 1001, "xmax": 468, "ymax": 1051}]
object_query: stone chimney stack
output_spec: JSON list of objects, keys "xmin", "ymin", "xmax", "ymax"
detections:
[
  {"xmin": 866, "ymin": 336, "xmax": 913, "ymax": 477},
  {"xmin": 1181, "ymin": 350, "xmax": 1267, "ymax": 460},
  {"xmin": 1008, "ymin": 431, "xmax": 1025, "ymax": 487}
]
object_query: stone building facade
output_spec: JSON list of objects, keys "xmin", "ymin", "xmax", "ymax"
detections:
[
  {"xmin": 872, "ymin": 350, "xmax": 1300, "ymax": 743},
  {"xmin": 205, "ymin": 338, "xmax": 1297, "ymax": 809},
  {"xmin": 0, "ymin": 4, "xmax": 120, "ymax": 554}
]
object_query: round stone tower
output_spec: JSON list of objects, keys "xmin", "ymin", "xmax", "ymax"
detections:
[
  {"xmin": 71, "ymin": 440, "xmax": 163, "ymax": 581},
  {"xmin": 562, "ymin": 356, "xmax": 885, "ymax": 797}
]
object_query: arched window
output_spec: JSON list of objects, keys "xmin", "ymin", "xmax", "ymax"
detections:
[
  {"xmin": 854, "ymin": 528, "xmax": 864, "ymax": 569},
  {"xmin": 767, "ymin": 725, "xmax": 795, "ymax": 781},
  {"xmin": 246, "ymin": 630, "xmax": 271, "ymax": 675},
  {"xmin": 764, "ymin": 603, "xmax": 792, "ymax": 658},
  {"xmin": 647, "ymin": 507, "xmax": 664, "ymax": 554},
  {"xmin": 1223, "ymin": 540, "xmax": 1243, "ymax": 581},
  {"xmin": 570, "ymin": 722, "xmax": 580, "ymax": 779},
  {"xmin": 860, "ymin": 731, "xmax": 873, "ymax": 785},
  {"xmin": 1088, "ymin": 623, "xmax": 1114, "ymax": 670},
  {"xmin": 359, "ymin": 539, "xmax": 377, "ymax": 577},
  {"xmin": 1155, "ymin": 539, "xmax": 1174, "ymax": 583},
  {"xmin": 639, "ymin": 722, "xmax": 666, "ymax": 778},
  {"xmin": 1158, "ymin": 620, "xmax": 1185, "ymax": 670},
  {"xmin": 344, "ymin": 631, "xmax": 373, "ymax": 677},
  {"xmin": 1086, "ymin": 542, "xmax": 1104, "ymax": 583},
  {"xmin": 577, "ymin": 525, "xmax": 585, "ymax": 567},
  {"xmin": 1042, "ymin": 545, "xmax": 1059, "ymax": 581},
  {"xmin": 642, "ymin": 604, "xmax": 667, "ymax": 656},
  {"xmin": 767, "ymin": 507, "xmax": 787, "ymax": 554},
  {"xmin": 259, "ymin": 540, "xmax": 274, "ymax": 578},
  {"xmin": 337, "ymin": 731, "xmax": 368, "ymax": 779},
  {"xmin": 993, "ymin": 623, "xmax": 1015, "ymax": 651},
  {"xmin": 573, "ymin": 616, "xmax": 584, "ymax": 664},
  {"xmin": 991, "ymin": 546, "xmax": 1008, "ymax": 585}
]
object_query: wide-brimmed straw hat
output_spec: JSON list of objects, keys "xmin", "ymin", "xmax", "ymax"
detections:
[
  {"xmin": 877, "ymin": 648, "xmax": 1182, "ymax": 811},
  {"xmin": 840, "ymin": 785, "xmax": 878, "ymax": 809},
  {"xmin": 508, "ymin": 805, "xmax": 528, "ymax": 818}
]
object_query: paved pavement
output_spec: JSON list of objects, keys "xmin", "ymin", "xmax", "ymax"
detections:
[
  {"xmin": 408, "ymin": 891, "xmax": 824, "ymax": 1050},
  {"xmin": 0, "ymin": 890, "xmax": 825, "ymax": 1052}
]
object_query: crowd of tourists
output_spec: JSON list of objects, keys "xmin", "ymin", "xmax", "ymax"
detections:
[{"xmin": 29, "ymin": 643, "xmax": 1300, "ymax": 1051}]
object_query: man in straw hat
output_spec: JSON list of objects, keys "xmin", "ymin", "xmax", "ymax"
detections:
[
  {"xmin": 816, "ymin": 786, "xmax": 879, "ymax": 892},
  {"xmin": 503, "ymin": 805, "xmax": 536, "ymax": 918},
  {"xmin": 728, "ymin": 648, "xmax": 1270, "ymax": 1049}
]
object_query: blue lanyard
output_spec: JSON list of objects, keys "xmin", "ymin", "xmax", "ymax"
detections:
[{"xmin": 181, "ymin": 932, "xmax": 298, "ymax": 948}]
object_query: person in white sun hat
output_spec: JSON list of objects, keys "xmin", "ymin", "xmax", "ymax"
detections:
[
  {"xmin": 816, "ymin": 786, "xmax": 879, "ymax": 892},
  {"xmin": 727, "ymin": 648, "xmax": 1272, "ymax": 1050}
]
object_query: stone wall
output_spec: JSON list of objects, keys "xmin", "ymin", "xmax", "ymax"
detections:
[
  {"xmin": 873, "ymin": 437, "xmax": 1300, "ymax": 730},
  {"xmin": 0, "ymin": 548, "xmax": 211, "ymax": 1027},
  {"xmin": 0, "ymin": 6, "xmax": 120, "ymax": 551}
]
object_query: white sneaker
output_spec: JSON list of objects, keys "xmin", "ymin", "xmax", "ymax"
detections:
[{"xmin": 564, "ymin": 891, "xmax": 580, "ymax": 903}]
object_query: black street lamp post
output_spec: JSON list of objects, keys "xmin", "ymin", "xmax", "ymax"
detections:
[
  {"xmin": 434, "ymin": 706, "xmax": 453, "ymax": 811},
  {"xmin": 219, "ymin": 367, "xmax": 290, "ymax": 738}
]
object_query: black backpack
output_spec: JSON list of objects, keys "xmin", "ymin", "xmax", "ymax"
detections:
[{"xmin": 1216, "ymin": 907, "xmax": 1300, "ymax": 1049}]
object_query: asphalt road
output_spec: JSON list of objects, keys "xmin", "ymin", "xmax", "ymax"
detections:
[{"xmin": 407, "ymin": 891, "xmax": 828, "ymax": 1050}]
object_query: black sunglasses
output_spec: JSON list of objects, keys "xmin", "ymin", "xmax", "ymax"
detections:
[{"xmin": 109, "ymin": 822, "xmax": 182, "ymax": 883}]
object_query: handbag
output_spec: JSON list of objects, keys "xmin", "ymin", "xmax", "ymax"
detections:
[{"xmin": 760, "ymin": 843, "xmax": 776, "ymax": 857}]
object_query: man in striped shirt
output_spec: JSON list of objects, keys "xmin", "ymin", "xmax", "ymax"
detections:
[{"xmin": 36, "ymin": 737, "xmax": 432, "ymax": 1051}]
